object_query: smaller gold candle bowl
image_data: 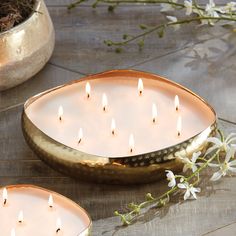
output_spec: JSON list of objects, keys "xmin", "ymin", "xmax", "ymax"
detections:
[
  {"xmin": 22, "ymin": 70, "xmax": 217, "ymax": 184},
  {"xmin": 0, "ymin": 0, "xmax": 55, "ymax": 91},
  {"xmin": 0, "ymin": 185, "xmax": 92, "ymax": 235}
]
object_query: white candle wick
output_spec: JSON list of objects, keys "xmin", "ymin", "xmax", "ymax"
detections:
[
  {"xmin": 177, "ymin": 116, "xmax": 182, "ymax": 136},
  {"xmin": 152, "ymin": 103, "xmax": 158, "ymax": 123},
  {"xmin": 129, "ymin": 134, "xmax": 135, "ymax": 153},
  {"xmin": 58, "ymin": 106, "xmax": 63, "ymax": 121},
  {"xmin": 175, "ymin": 95, "xmax": 180, "ymax": 111},
  {"xmin": 18, "ymin": 210, "xmax": 24, "ymax": 224},
  {"xmin": 85, "ymin": 82, "xmax": 91, "ymax": 99},
  {"xmin": 78, "ymin": 128, "xmax": 83, "ymax": 144},
  {"xmin": 138, "ymin": 78, "xmax": 144, "ymax": 96},
  {"xmin": 102, "ymin": 93, "xmax": 108, "ymax": 112},
  {"xmin": 111, "ymin": 118, "xmax": 116, "ymax": 135},
  {"xmin": 11, "ymin": 228, "xmax": 15, "ymax": 236},
  {"xmin": 3, "ymin": 187, "xmax": 7, "ymax": 206},
  {"xmin": 56, "ymin": 218, "xmax": 62, "ymax": 233},
  {"xmin": 48, "ymin": 194, "xmax": 54, "ymax": 208}
]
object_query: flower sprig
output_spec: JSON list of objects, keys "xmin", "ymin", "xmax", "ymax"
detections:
[
  {"xmin": 68, "ymin": 0, "xmax": 236, "ymax": 51},
  {"xmin": 114, "ymin": 130, "xmax": 236, "ymax": 226}
]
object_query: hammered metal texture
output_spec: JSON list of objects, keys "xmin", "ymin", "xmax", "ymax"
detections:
[
  {"xmin": 22, "ymin": 111, "xmax": 216, "ymax": 185},
  {"xmin": 0, "ymin": 0, "xmax": 55, "ymax": 91}
]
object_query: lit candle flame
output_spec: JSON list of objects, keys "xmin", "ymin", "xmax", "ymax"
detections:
[
  {"xmin": 152, "ymin": 103, "xmax": 157, "ymax": 123},
  {"xmin": 175, "ymin": 95, "xmax": 180, "ymax": 111},
  {"xmin": 138, "ymin": 78, "xmax": 144, "ymax": 95},
  {"xmin": 102, "ymin": 93, "xmax": 108, "ymax": 111},
  {"xmin": 129, "ymin": 134, "xmax": 135, "ymax": 153},
  {"xmin": 78, "ymin": 128, "xmax": 83, "ymax": 144},
  {"xmin": 48, "ymin": 194, "xmax": 54, "ymax": 208},
  {"xmin": 18, "ymin": 210, "xmax": 23, "ymax": 223},
  {"xmin": 58, "ymin": 106, "xmax": 63, "ymax": 121},
  {"xmin": 85, "ymin": 82, "xmax": 91, "ymax": 99},
  {"xmin": 11, "ymin": 228, "xmax": 15, "ymax": 236},
  {"xmin": 111, "ymin": 118, "xmax": 116, "ymax": 135},
  {"xmin": 177, "ymin": 116, "xmax": 182, "ymax": 136},
  {"xmin": 56, "ymin": 217, "xmax": 62, "ymax": 233},
  {"xmin": 3, "ymin": 187, "xmax": 7, "ymax": 205}
]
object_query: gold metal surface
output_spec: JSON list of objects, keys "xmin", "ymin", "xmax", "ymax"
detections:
[
  {"xmin": 0, "ymin": 0, "xmax": 55, "ymax": 91},
  {"xmin": 0, "ymin": 185, "xmax": 92, "ymax": 236},
  {"xmin": 22, "ymin": 70, "xmax": 217, "ymax": 184}
]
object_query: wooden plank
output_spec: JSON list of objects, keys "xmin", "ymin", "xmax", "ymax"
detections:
[
  {"xmin": 0, "ymin": 64, "xmax": 83, "ymax": 111},
  {"xmin": 133, "ymin": 33, "xmax": 236, "ymax": 123},
  {"xmin": 48, "ymin": 5, "xmax": 230, "ymax": 75},
  {"xmin": 203, "ymin": 221, "xmax": 236, "ymax": 236}
]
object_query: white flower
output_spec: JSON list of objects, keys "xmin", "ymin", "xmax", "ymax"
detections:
[
  {"xmin": 210, "ymin": 147, "xmax": 236, "ymax": 181},
  {"xmin": 205, "ymin": 0, "xmax": 219, "ymax": 17},
  {"xmin": 179, "ymin": 151, "xmax": 201, "ymax": 173},
  {"xmin": 205, "ymin": 133, "xmax": 236, "ymax": 156},
  {"xmin": 178, "ymin": 182, "xmax": 201, "ymax": 200},
  {"xmin": 221, "ymin": 2, "xmax": 236, "ymax": 13},
  {"xmin": 160, "ymin": 0, "xmax": 178, "ymax": 12},
  {"xmin": 165, "ymin": 170, "xmax": 176, "ymax": 188},
  {"xmin": 184, "ymin": 0, "xmax": 193, "ymax": 15},
  {"xmin": 166, "ymin": 16, "xmax": 180, "ymax": 30}
]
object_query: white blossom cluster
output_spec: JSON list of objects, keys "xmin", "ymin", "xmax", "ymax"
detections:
[
  {"xmin": 162, "ymin": 0, "xmax": 236, "ymax": 27},
  {"xmin": 165, "ymin": 133, "xmax": 236, "ymax": 201}
]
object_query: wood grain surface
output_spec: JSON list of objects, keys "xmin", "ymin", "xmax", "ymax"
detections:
[{"xmin": 0, "ymin": 1, "xmax": 236, "ymax": 235}]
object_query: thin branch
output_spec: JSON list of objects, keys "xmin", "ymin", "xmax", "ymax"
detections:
[{"xmin": 105, "ymin": 16, "xmax": 236, "ymax": 47}]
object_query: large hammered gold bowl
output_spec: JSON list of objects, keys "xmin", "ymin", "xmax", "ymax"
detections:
[
  {"xmin": 22, "ymin": 70, "xmax": 217, "ymax": 185},
  {"xmin": 0, "ymin": 0, "xmax": 55, "ymax": 91}
]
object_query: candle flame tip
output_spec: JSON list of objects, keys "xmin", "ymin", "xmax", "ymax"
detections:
[
  {"xmin": 78, "ymin": 128, "xmax": 83, "ymax": 144},
  {"xmin": 48, "ymin": 194, "xmax": 54, "ymax": 208},
  {"xmin": 177, "ymin": 116, "xmax": 182, "ymax": 137},
  {"xmin": 56, "ymin": 218, "xmax": 62, "ymax": 233},
  {"xmin": 138, "ymin": 78, "xmax": 144, "ymax": 95},
  {"xmin": 129, "ymin": 134, "xmax": 135, "ymax": 153},
  {"xmin": 86, "ymin": 82, "xmax": 91, "ymax": 98},
  {"xmin": 111, "ymin": 118, "xmax": 116, "ymax": 135},
  {"xmin": 18, "ymin": 210, "xmax": 24, "ymax": 224},
  {"xmin": 3, "ymin": 187, "xmax": 7, "ymax": 205},
  {"xmin": 102, "ymin": 93, "xmax": 108, "ymax": 111},
  {"xmin": 58, "ymin": 105, "xmax": 63, "ymax": 121},
  {"xmin": 175, "ymin": 95, "xmax": 180, "ymax": 111}
]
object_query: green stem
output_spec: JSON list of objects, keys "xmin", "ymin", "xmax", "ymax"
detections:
[
  {"xmin": 68, "ymin": 0, "xmax": 236, "ymax": 17},
  {"xmin": 106, "ymin": 16, "xmax": 236, "ymax": 46},
  {"xmin": 122, "ymin": 149, "xmax": 220, "ymax": 224}
]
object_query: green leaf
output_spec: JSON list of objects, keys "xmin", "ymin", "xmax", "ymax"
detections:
[
  {"xmin": 146, "ymin": 193, "xmax": 154, "ymax": 201},
  {"xmin": 139, "ymin": 24, "xmax": 148, "ymax": 30},
  {"xmin": 104, "ymin": 40, "xmax": 113, "ymax": 46},
  {"xmin": 138, "ymin": 39, "xmax": 144, "ymax": 51},
  {"xmin": 123, "ymin": 34, "xmax": 128, "ymax": 40},
  {"xmin": 67, "ymin": 3, "xmax": 76, "ymax": 10},
  {"xmin": 158, "ymin": 27, "xmax": 165, "ymax": 38},
  {"xmin": 108, "ymin": 5, "xmax": 115, "ymax": 12},
  {"xmin": 92, "ymin": 1, "xmax": 98, "ymax": 8},
  {"xmin": 115, "ymin": 48, "xmax": 122, "ymax": 53}
]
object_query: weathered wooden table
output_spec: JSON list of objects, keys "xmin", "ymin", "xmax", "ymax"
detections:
[{"xmin": 1, "ymin": 1, "xmax": 236, "ymax": 235}]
